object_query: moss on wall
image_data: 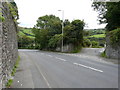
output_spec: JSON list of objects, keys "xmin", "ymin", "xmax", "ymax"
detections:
[{"xmin": 108, "ymin": 28, "xmax": 120, "ymax": 47}]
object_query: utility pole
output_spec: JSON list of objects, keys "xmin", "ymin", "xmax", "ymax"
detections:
[{"xmin": 58, "ymin": 10, "xmax": 64, "ymax": 52}]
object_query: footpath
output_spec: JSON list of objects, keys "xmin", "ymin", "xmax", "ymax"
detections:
[{"xmin": 11, "ymin": 52, "xmax": 34, "ymax": 88}]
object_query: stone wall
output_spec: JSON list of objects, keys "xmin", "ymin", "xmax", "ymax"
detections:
[
  {"xmin": 106, "ymin": 34, "xmax": 120, "ymax": 59},
  {"xmin": 56, "ymin": 44, "xmax": 74, "ymax": 52},
  {"xmin": 0, "ymin": 2, "xmax": 18, "ymax": 89}
]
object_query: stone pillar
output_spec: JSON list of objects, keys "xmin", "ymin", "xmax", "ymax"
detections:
[{"xmin": 106, "ymin": 33, "xmax": 120, "ymax": 59}]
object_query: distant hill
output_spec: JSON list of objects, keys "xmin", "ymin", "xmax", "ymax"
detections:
[
  {"xmin": 83, "ymin": 29, "xmax": 106, "ymax": 47},
  {"xmin": 18, "ymin": 27, "xmax": 35, "ymax": 38},
  {"xmin": 84, "ymin": 28, "xmax": 105, "ymax": 31}
]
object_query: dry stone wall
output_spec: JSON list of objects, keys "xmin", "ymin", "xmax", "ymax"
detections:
[
  {"xmin": 106, "ymin": 34, "xmax": 120, "ymax": 59},
  {"xmin": 0, "ymin": 2, "xmax": 18, "ymax": 89}
]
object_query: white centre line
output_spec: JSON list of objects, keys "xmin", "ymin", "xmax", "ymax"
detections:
[
  {"xmin": 55, "ymin": 57, "xmax": 67, "ymax": 62},
  {"xmin": 73, "ymin": 63, "xmax": 103, "ymax": 73},
  {"xmin": 47, "ymin": 55, "xmax": 53, "ymax": 57}
]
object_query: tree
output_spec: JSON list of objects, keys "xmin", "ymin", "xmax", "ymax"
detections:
[
  {"xmin": 18, "ymin": 35, "xmax": 34, "ymax": 48},
  {"xmin": 33, "ymin": 15, "xmax": 84, "ymax": 51},
  {"xmin": 33, "ymin": 15, "xmax": 62, "ymax": 50},
  {"xmin": 64, "ymin": 19, "xmax": 71, "ymax": 26},
  {"xmin": 48, "ymin": 34, "xmax": 62, "ymax": 50},
  {"xmin": 71, "ymin": 20, "xmax": 84, "ymax": 45},
  {"xmin": 92, "ymin": 2, "xmax": 120, "ymax": 31},
  {"xmin": 64, "ymin": 24, "xmax": 75, "ymax": 44},
  {"xmin": 36, "ymin": 15, "xmax": 61, "ymax": 36},
  {"xmin": 92, "ymin": 2, "xmax": 120, "ymax": 59},
  {"xmin": 32, "ymin": 28, "xmax": 49, "ymax": 49},
  {"xmin": 64, "ymin": 19, "xmax": 84, "ymax": 49}
]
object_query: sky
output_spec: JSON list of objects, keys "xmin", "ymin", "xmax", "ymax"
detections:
[{"xmin": 14, "ymin": 0, "xmax": 106, "ymax": 29}]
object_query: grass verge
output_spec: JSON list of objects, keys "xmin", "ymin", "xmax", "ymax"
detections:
[
  {"xmin": 6, "ymin": 55, "xmax": 20, "ymax": 88},
  {"xmin": 100, "ymin": 51, "xmax": 107, "ymax": 58},
  {"xmin": 11, "ymin": 56, "xmax": 20, "ymax": 76},
  {"xmin": 6, "ymin": 79, "xmax": 13, "ymax": 88}
]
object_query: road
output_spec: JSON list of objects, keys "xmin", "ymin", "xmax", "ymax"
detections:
[{"xmin": 12, "ymin": 49, "xmax": 118, "ymax": 88}]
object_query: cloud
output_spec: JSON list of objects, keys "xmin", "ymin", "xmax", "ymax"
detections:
[{"xmin": 15, "ymin": 0, "xmax": 106, "ymax": 29}]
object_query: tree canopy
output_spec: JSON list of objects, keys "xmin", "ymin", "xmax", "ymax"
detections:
[
  {"xmin": 92, "ymin": 1, "xmax": 120, "ymax": 31},
  {"xmin": 32, "ymin": 15, "xmax": 84, "ymax": 51}
]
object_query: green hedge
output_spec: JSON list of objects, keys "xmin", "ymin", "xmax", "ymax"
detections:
[{"xmin": 109, "ymin": 28, "xmax": 120, "ymax": 46}]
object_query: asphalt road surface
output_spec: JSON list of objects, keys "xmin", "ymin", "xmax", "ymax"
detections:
[{"xmin": 12, "ymin": 49, "xmax": 118, "ymax": 88}]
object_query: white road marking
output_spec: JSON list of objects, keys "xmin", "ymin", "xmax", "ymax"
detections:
[
  {"xmin": 40, "ymin": 53, "xmax": 44, "ymax": 55},
  {"xmin": 55, "ymin": 57, "xmax": 67, "ymax": 62},
  {"xmin": 73, "ymin": 63, "xmax": 79, "ymax": 65},
  {"xmin": 47, "ymin": 55, "xmax": 53, "ymax": 57},
  {"xmin": 31, "ymin": 59, "xmax": 51, "ymax": 88},
  {"xmin": 34, "ymin": 63, "xmax": 51, "ymax": 88},
  {"xmin": 73, "ymin": 63, "xmax": 103, "ymax": 73}
]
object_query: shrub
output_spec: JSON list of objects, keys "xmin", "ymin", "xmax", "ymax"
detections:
[
  {"xmin": 48, "ymin": 34, "xmax": 62, "ymax": 50},
  {"xmin": 100, "ymin": 51, "xmax": 107, "ymax": 58},
  {"xmin": 82, "ymin": 38, "xmax": 91, "ymax": 47},
  {"xmin": 109, "ymin": 28, "xmax": 120, "ymax": 46},
  {"xmin": 71, "ymin": 45, "xmax": 82, "ymax": 53},
  {"xmin": 91, "ymin": 41, "xmax": 99, "ymax": 48},
  {"xmin": 0, "ymin": 16, "xmax": 5, "ymax": 22}
]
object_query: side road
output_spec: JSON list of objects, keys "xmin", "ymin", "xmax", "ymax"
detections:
[{"xmin": 78, "ymin": 48, "xmax": 118, "ymax": 64}]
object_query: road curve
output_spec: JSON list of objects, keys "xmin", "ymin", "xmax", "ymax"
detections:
[{"xmin": 12, "ymin": 49, "xmax": 118, "ymax": 88}]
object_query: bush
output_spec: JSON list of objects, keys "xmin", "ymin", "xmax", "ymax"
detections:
[
  {"xmin": 82, "ymin": 38, "xmax": 91, "ymax": 47},
  {"xmin": 71, "ymin": 45, "xmax": 82, "ymax": 53},
  {"xmin": 0, "ymin": 16, "xmax": 5, "ymax": 22},
  {"xmin": 100, "ymin": 51, "xmax": 107, "ymax": 58},
  {"xmin": 18, "ymin": 35, "xmax": 35, "ymax": 49},
  {"xmin": 91, "ymin": 41, "xmax": 99, "ymax": 48},
  {"xmin": 109, "ymin": 28, "xmax": 120, "ymax": 46},
  {"xmin": 48, "ymin": 34, "xmax": 62, "ymax": 50}
]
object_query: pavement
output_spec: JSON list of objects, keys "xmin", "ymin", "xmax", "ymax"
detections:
[{"xmin": 11, "ymin": 49, "xmax": 119, "ymax": 88}]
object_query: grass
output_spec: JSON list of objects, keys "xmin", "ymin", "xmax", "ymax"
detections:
[
  {"xmin": 18, "ymin": 28, "xmax": 35, "ymax": 39},
  {"xmin": 71, "ymin": 46, "xmax": 82, "ymax": 53},
  {"xmin": 100, "ymin": 51, "xmax": 107, "ymax": 58},
  {"xmin": 92, "ymin": 46, "xmax": 103, "ymax": 48},
  {"xmin": 88, "ymin": 34, "xmax": 105, "ymax": 38},
  {"xmin": 11, "ymin": 55, "xmax": 20, "ymax": 76},
  {"xmin": 6, "ymin": 79, "xmax": 13, "ymax": 88},
  {"xmin": 22, "ymin": 28, "xmax": 34, "ymax": 35},
  {"xmin": 6, "ymin": 56, "xmax": 20, "ymax": 88}
]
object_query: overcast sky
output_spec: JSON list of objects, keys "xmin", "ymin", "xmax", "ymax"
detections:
[{"xmin": 14, "ymin": 0, "xmax": 106, "ymax": 29}]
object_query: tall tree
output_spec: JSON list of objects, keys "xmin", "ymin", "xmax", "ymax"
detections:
[
  {"xmin": 71, "ymin": 20, "xmax": 84, "ymax": 45},
  {"xmin": 92, "ymin": 2, "xmax": 120, "ymax": 31},
  {"xmin": 64, "ymin": 19, "xmax": 84, "ymax": 48},
  {"xmin": 33, "ymin": 15, "xmax": 62, "ymax": 50},
  {"xmin": 36, "ymin": 15, "xmax": 61, "ymax": 36}
]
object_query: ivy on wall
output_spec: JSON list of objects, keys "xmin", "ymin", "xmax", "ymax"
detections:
[
  {"xmin": 0, "ymin": 1, "xmax": 19, "ymax": 22},
  {"xmin": 109, "ymin": 28, "xmax": 120, "ymax": 47},
  {"xmin": 7, "ymin": 2, "xmax": 19, "ymax": 20},
  {"xmin": 0, "ymin": 8, "xmax": 5, "ymax": 21}
]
